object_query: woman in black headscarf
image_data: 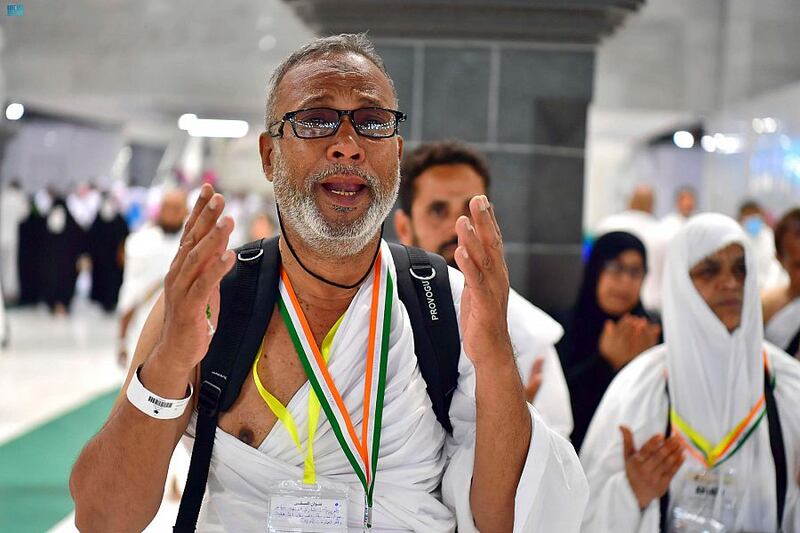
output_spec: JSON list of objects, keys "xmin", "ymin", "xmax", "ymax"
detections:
[{"xmin": 557, "ymin": 231, "xmax": 661, "ymax": 452}]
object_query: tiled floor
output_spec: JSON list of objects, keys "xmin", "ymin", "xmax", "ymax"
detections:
[{"xmin": 0, "ymin": 300, "xmax": 180, "ymax": 532}]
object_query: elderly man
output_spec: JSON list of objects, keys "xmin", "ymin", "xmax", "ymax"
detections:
[
  {"xmin": 393, "ymin": 140, "xmax": 572, "ymax": 438},
  {"xmin": 580, "ymin": 213, "xmax": 800, "ymax": 532},
  {"xmin": 70, "ymin": 34, "xmax": 588, "ymax": 532}
]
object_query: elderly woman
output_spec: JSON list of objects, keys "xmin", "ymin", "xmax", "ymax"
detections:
[{"xmin": 580, "ymin": 214, "xmax": 800, "ymax": 532}]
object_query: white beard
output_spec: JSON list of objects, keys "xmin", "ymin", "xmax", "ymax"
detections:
[{"xmin": 272, "ymin": 153, "xmax": 399, "ymax": 259}]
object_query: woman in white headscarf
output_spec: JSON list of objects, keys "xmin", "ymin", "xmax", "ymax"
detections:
[{"xmin": 579, "ymin": 213, "xmax": 800, "ymax": 532}]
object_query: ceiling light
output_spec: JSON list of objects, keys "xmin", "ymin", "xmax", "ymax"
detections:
[
  {"xmin": 5, "ymin": 103, "xmax": 24, "ymax": 120},
  {"xmin": 701, "ymin": 135, "xmax": 716, "ymax": 152},
  {"xmin": 673, "ymin": 130, "xmax": 694, "ymax": 149},
  {"xmin": 178, "ymin": 113, "xmax": 197, "ymax": 131},
  {"xmin": 188, "ymin": 119, "xmax": 249, "ymax": 138}
]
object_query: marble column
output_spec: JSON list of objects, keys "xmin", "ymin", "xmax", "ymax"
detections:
[{"xmin": 283, "ymin": 0, "xmax": 643, "ymax": 312}]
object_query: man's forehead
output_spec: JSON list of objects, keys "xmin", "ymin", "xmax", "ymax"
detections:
[{"xmin": 276, "ymin": 53, "xmax": 395, "ymax": 111}]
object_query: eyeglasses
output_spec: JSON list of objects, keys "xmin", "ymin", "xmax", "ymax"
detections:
[
  {"xmin": 268, "ymin": 107, "xmax": 407, "ymax": 139},
  {"xmin": 602, "ymin": 261, "xmax": 646, "ymax": 280}
]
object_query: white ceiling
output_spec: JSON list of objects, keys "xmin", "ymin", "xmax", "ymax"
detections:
[{"xmin": 1, "ymin": 0, "xmax": 315, "ymax": 143}]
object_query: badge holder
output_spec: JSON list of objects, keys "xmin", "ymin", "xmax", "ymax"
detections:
[
  {"xmin": 669, "ymin": 468, "xmax": 741, "ymax": 533},
  {"xmin": 266, "ymin": 480, "xmax": 350, "ymax": 533}
]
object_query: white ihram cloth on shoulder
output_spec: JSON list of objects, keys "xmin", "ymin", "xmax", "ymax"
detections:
[
  {"xmin": 765, "ymin": 296, "xmax": 800, "ymax": 355},
  {"xmin": 579, "ymin": 214, "xmax": 800, "ymax": 532},
  {"xmin": 186, "ymin": 240, "xmax": 589, "ymax": 532}
]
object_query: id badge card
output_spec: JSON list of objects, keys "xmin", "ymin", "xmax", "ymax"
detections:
[
  {"xmin": 669, "ymin": 468, "xmax": 741, "ymax": 533},
  {"xmin": 266, "ymin": 480, "xmax": 350, "ymax": 533}
]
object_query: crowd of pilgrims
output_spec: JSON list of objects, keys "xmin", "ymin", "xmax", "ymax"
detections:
[
  {"xmin": 0, "ymin": 180, "xmax": 275, "ymax": 316},
  {"xmin": 2, "ymin": 175, "xmax": 800, "ymax": 529}
]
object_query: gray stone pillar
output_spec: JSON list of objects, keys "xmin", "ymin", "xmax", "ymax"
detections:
[{"xmin": 284, "ymin": 0, "xmax": 642, "ymax": 312}]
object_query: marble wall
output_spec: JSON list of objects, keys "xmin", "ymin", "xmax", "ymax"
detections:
[{"xmin": 377, "ymin": 40, "xmax": 594, "ymax": 312}]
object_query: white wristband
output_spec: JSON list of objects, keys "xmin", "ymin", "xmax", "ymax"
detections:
[{"xmin": 126, "ymin": 365, "xmax": 193, "ymax": 420}]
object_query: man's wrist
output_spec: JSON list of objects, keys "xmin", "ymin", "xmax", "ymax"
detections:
[
  {"xmin": 470, "ymin": 334, "xmax": 515, "ymax": 371},
  {"xmin": 139, "ymin": 350, "xmax": 194, "ymax": 399}
]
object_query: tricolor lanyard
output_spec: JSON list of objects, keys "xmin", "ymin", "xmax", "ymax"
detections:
[
  {"xmin": 670, "ymin": 351, "xmax": 773, "ymax": 470},
  {"xmin": 252, "ymin": 314, "xmax": 344, "ymax": 485},
  {"xmin": 255, "ymin": 249, "xmax": 393, "ymax": 529}
]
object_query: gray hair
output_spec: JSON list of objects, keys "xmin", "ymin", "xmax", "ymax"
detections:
[{"xmin": 264, "ymin": 33, "xmax": 397, "ymax": 129}]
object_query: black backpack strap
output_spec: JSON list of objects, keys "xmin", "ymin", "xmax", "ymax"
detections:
[
  {"xmin": 659, "ymin": 381, "xmax": 671, "ymax": 533},
  {"xmin": 785, "ymin": 325, "xmax": 800, "ymax": 359},
  {"xmin": 764, "ymin": 364, "xmax": 787, "ymax": 529},
  {"xmin": 389, "ymin": 243, "xmax": 460, "ymax": 434},
  {"xmin": 174, "ymin": 237, "xmax": 280, "ymax": 532}
]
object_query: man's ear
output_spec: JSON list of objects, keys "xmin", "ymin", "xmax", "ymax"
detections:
[
  {"xmin": 393, "ymin": 209, "xmax": 414, "ymax": 246},
  {"xmin": 397, "ymin": 135, "xmax": 404, "ymax": 162},
  {"xmin": 259, "ymin": 132, "xmax": 275, "ymax": 183}
]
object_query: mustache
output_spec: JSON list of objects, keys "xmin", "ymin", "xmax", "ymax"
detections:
[
  {"xmin": 306, "ymin": 163, "xmax": 379, "ymax": 190},
  {"xmin": 437, "ymin": 236, "xmax": 459, "ymax": 257}
]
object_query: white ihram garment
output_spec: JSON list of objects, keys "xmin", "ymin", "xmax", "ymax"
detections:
[
  {"xmin": 187, "ymin": 240, "xmax": 589, "ymax": 532},
  {"xmin": 580, "ymin": 214, "xmax": 800, "ymax": 532},
  {"xmin": 507, "ymin": 288, "xmax": 573, "ymax": 439},
  {"xmin": 765, "ymin": 297, "xmax": 800, "ymax": 355}
]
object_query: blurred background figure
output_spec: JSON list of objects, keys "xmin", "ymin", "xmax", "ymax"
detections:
[
  {"xmin": 88, "ymin": 192, "xmax": 129, "ymax": 313},
  {"xmin": 557, "ymin": 231, "xmax": 661, "ymax": 452},
  {"xmin": 0, "ymin": 180, "xmax": 28, "ymax": 305},
  {"xmin": 42, "ymin": 193, "xmax": 86, "ymax": 315},
  {"xmin": 763, "ymin": 208, "xmax": 800, "ymax": 357},
  {"xmin": 16, "ymin": 189, "xmax": 51, "ymax": 306},
  {"xmin": 660, "ymin": 186, "xmax": 696, "ymax": 239},
  {"xmin": 247, "ymin": 211, "xmax": 277, "ymax": 242},
  {"xmin": 116, "ymin": 188, "xmax": 187, "ymax": 367},
  {"xmin": 394, "ymin": 140, "xmax": 573, "ymax": 438},
  {"xmin": 738, "ymin": 200, "xmax": 787, "ymax": 290},
  {"xmin": 594, "ymin": 184, "xmax": 666, "ymax": 311}
]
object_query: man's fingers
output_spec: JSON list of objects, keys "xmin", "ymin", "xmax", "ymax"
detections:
[
  {"xmin": 182, "ymin": 184, "xmax": 214, "ymax": 243},
  {"xmin": 456, "ymin": 215, "xmax": 489, "ymax": 277},
  {"xmin": 177, "ymin": 215, "xmax": 235, "ymax": 292},
  {"xmin": 620, "ymin": 426, "xmax": 636, "ymax": 460},
  {"xmin": 188, "ymin": 249, "xmax": 236, "ymax": 305},
  {"xmin": 172, "ymin": 192, "xmax": 226, "ymax": 275},
  {"xmin": 454, "ymin": 245, "xmax": 482, "ymax": 289},
  {"xmin": 468, "ymin": 195, "xmax": 503, "ymax": 260}
]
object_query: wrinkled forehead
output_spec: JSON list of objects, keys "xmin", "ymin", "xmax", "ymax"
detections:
[{"xmin": 274, "ymin": 52, "xmax": 397, "ymax": 114}]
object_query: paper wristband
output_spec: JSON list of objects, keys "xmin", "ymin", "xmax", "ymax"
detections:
[{"xmin": 126, "ymin": 364, "xmax": 193, "ymax": 420}]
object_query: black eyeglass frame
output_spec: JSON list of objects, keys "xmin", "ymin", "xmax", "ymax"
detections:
[{"xmin": 268, "ymin": 107, "xmax": 407, "ymax": 139}]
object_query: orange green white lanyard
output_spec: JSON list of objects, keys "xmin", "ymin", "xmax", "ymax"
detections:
[
  {"xmin": 252, "ymin": 313, "xmax": 344, "ymax": 485},
  {"xmin": 268, "ymin": 250, "xmax": 392, "ymax": 529},
  {"xmin": 670, "ymin": 351, "xmax": 773, "ymax": 469}
]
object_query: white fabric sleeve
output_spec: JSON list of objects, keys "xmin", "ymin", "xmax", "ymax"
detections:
[
  {"xmin": 578, "ymin": 350, "xmax": 668, "ymax": 532},
  {"xmin": 441, "ymin": 268, "xmax": 589, "ymax": 532},
  {"xmin": 117, "ymin": 230, "xmax": 156, "ymax": 314},
  {"xmin": 531, "ymin": 344, "xmax": 573, "ymax": 439}
]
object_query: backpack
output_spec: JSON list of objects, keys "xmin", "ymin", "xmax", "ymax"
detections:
[{"xmin": 174, "ymin": 236, "xmax": 461, "ymax": 532}]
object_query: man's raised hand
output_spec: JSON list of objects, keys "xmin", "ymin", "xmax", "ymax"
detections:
[
  {"xmin": 153, "ymin": 184, "xmax": 236, "ymax": 377},
  {"xmin": 453, "ymin": 195, "xmax": 512, "ymax": 367}
]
